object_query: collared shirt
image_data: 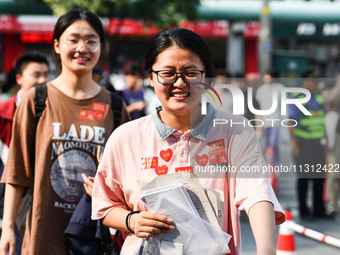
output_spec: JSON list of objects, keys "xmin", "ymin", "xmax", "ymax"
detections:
[
  {"xmin": 92, "ymin": 105, "xmax": 285, "ymax": 255},
  {"xmin": 16, "ymin": 89, "xmax": 22, "ymax": 108},
  {"xmin": 151, "ymin": 103, "xmax": 216, "ymax": 141}
]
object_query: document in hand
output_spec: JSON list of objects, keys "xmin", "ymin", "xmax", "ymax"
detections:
[
  {"xmin": 138, "ymin": 172, "xmax": 222, "ymax": 229},
  {"xmin": 140, "ymin": 183, "xmax": 231, "ymax": 255}
]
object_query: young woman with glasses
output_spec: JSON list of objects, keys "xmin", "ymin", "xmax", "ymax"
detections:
[
  {"xmin": 0, "ymin": 9, "xmax": 129, "ymax": 254},
  {"xmin": 91, "ymin": 28, "xmax": 285, "ymax": 255}
]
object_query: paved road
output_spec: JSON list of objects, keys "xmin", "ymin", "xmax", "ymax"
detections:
[{"xmin": 241, "ymin": 141, "xmax": 340, "ymax": 254}]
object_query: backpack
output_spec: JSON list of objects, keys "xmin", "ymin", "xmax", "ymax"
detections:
[{"xmin": 35, "ymin": 84, "xmax": 123, "ymax": 128}]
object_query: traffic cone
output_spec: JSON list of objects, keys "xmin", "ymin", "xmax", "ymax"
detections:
[{"xmin": 277, "ymin": 210, "xmax": 296, "ymax": 255}]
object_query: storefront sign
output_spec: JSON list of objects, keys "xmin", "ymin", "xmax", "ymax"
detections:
[{"xmin": 0, "ymin": 15, "xmax": 17, "ymax": 33}]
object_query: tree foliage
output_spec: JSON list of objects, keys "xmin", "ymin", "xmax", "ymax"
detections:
[{"xmin": 41, "ymin": 0, "xmax": 199, "ymax": 29}]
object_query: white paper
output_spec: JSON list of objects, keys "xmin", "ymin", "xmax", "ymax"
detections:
[
  {"xmin": 140, "ymin": 183, "xmax": 231, "ymax": 255},
  {"xmin": 160, "ymin": 241, "xmax": 183, "ymax": 254},
  {"xmin": 138, "ymin": 172, "xmax": 221, "ymax": 229},
  {"xmin": 204, "ymin": 188, "xmax": 225, "ymax": 229}
]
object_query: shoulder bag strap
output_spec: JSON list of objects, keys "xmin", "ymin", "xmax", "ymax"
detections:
[
  {"xmin": 35, "ymin": 84, "xmax": 47, "ymax": 119},
  {"xmin": 110, "ymin": 92, "xmax": 123, "ymax": 130}
]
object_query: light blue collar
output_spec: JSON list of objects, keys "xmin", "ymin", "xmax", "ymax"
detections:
[{"xmin": 151, "ymin": 103, "xmax": 216, "ymax": 140}]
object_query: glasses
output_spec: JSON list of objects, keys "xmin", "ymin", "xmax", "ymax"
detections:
[
  {"xmin": 60, "ymin": 38, "xmax": 101, "ymax": 53},
  {"xmin": 152, "ymin": 70, "xmax": 205, "ymax": 85}
]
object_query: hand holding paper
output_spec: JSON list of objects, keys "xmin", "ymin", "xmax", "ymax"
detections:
[
  {"xmin": 130, "ymin": 211, "xmax": 174, "ymax": 239},
  {"xmin": 139, "ymin": 180, "xmax": 231, "ymax": 255}
]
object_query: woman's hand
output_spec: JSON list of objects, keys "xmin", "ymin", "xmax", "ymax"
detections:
[
  {"xmin": 0, "ymin": 227, "xmax": 16, "ymax": 255},
  {"xmin": 129, "ymin": 211, "xmax": 174, "ymax": 238},
  {"xmin": 0, "ymin": 184, "xmax": 24, "ymax": 255},
  {"xmin": 82, "ymin": 173, "xmax": 94, "ymax": 197}
]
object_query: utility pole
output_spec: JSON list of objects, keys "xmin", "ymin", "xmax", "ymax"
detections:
[{"xmin": 259, "ymin": 0, "xmax": 272, "ymax": 77}]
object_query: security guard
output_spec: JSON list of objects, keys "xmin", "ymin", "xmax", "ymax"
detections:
[{"xmin": 288, "ymin": 69, "xmax": 331, "ymax": 220}]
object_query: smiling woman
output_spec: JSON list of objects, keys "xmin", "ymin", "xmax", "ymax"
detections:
[
  {"xmin": 91, "ymin": 28, "xmax": 285, "ymax": 255},
  {"xmin": 0, "ymin": 9, "xmax": 130, "ymax": 255}
]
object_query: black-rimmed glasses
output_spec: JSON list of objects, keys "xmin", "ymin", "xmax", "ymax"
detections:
[{"xmin": 152, "ymin": 70, "xmax": 205, "ymax": 85}]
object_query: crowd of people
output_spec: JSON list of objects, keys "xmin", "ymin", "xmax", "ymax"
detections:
[
  {"xmin": 0, "ymin": 7, "xmax": 339, "ymax": 255},
  {"xmin": 212, "ymin": 68, "xmax": 340, "ymax": 222}
]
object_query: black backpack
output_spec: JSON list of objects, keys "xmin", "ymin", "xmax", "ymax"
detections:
[{"xmin": 35, "ymin": 84, "xmax": 123, "ymax": 128}]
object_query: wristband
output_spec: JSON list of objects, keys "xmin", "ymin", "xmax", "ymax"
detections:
[{"xmin": 125, "ymin": 211, "xmax": 140, "ymax": 234}]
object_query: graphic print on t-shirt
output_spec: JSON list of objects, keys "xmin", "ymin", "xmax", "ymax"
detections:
[
  {"xmin": 175, "ymin": 166, "xmax": 193, "ymax": 173},
  {"xmin": 51, "ymin": 150, "xmax": 96, "ymax": 202},
  {"xmin": 159, "ymin": 148, "xmax": 173, "ymax": 162},
  {"xmin": 195, "ymin": 154, "xmax": 209, "ymax": 166},
  {"xmin": 155, "ymin": 165, "xmax": 168, "ymax": 175},
  {"xmin": 141, "ymin": 157, "xmax": 158, "ymax": 169},
  {"xmin": 80, "ymin": 102, "xmax": 107, "ymax": 121},
  {"xmin": 50, "ymin": 122, "xmax": 106, "ymax": 203},
  {"xmin": 140, "ymin": 147, "xmax": 194, "ymax": 175},
  {"xmin": 208, "ymin": 139, "xmax": 227, "ymax": 165}
]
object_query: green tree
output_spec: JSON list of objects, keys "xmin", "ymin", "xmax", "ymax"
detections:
[{"xmin": 41, "ymin": 0, "xmax": 199, "ymax": 29}]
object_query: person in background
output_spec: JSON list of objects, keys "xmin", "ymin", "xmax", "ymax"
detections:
[
  {"xmin": 0, "ymin": 9, "xmax": 129, "ymax": 255},
  {"xmin": 214, "ymin": 68, "xmax": 230, "ymax": 85},
  {"xmin": 0, "ymin": 69, "xmax": 19, "ymax": 103},
  {"xmin": 0, "ymin": 53, "xmax": 49, "ymax": 170},
  {"xmin": 230, "ymin": 73, "xmax": 260, "ymax": 122},
  {"xmin": 288, "ymin": 69, "xmax": 332, "ymax": 220},
  {"xmin": 93, "ymin": 67, "xmax": 122, "ymax": 97},
  {"xmin": 0, "ymin": 54, "xmax": 49, "ymax": 211},
  {"xmin": 214, "ymin": 68, "xmax": 232, "ymax": 113},
  {"xmin": 256, "ymin": 69, "xmax": 285, "ymax": 167},
  {"xmin": 122, "ymin": 64, "xmax": 145, "ymax": 120},
  {"xmin": 326, "ymin": 74, "xmax": 340, "ymax": 218},
  {"xmin": 91, "ymin": 28, "xmax": 284, "ymax": 255},
  {"xmin": 0, "ymin": 52, "xmax": 49, "ymax": 255}
]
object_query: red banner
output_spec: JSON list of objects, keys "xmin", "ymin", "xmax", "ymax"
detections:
[
  {"xmin": 244, "ymin": 22, "xmax": 260, "ymax": 39},
  {"xmin": 108, "ymin": 18, "xmax": 159, "ymax": 36},
  {"xmin": 181, "ymin": 20, "xmax": 228, "ymax": 38},
  {"xmin": 1, "ymin": 14, "xmax": 260, "ymax": 40},
  {"xmin": 0, "ymin": 15, "xmax": 17, "ymax": 33}
]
